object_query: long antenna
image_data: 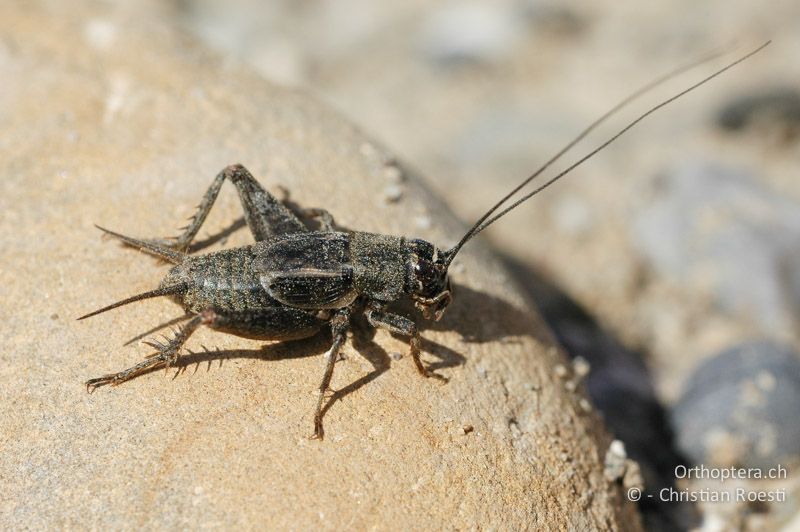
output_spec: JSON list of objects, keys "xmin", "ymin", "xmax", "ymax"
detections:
[{"xmin": 443, "ymin": 41, "xmax": 770, "ymax": 264}]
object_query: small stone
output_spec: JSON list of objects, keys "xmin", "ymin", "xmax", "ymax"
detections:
[
  {"xmin": 383, "ymin": 164, "xmax": 403, "ymax": 183},
  {"xmin": 631, "ymin": 162, "xmax": 800, "ymax": 337},
  {"xmin": 418, "ymin": 2, "xmax": 521, "ymax": 65},
  {"xmin": 572, "ymin": 356, "xmax": 590, "ymax": 380},
  {"xmin": 414, "ymin": 215, "xmax": 432, "ymax": 230},
  {"xmin": 671, "ymin": 340, "xmax": 800, "ymax": 468},
  {"xmin": 716, "ymin": 86, "xmax": 800, "ymax": 136},
  {"xmin": 462, "ymin": 425, "xmax": 474, "ymax": 435},
  {"xmin": 622, "ymin": 460, "xmax": 643, "ymax": 492},
  {"xmin": 603, "ymin": 440, "xmax": 627, "ymax": 482},
  {"xmin": 520, "ymin": 2, "xmax": 584, "ymax": 36},
  {"xmin": 383, "ymin": 184, "xmax": 404, "ymax": 203},
  {"xmin": 579, "ymin": 398, "xmax": 592, "ymax": 413}
]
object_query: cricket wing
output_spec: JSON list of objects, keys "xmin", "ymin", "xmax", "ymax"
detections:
[{"xmin": 254, "ymin": 232, "xmax": 358, "ymax": 309}]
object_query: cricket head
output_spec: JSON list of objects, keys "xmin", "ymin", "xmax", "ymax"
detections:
[{"xmin": 407, "ymin": 238, "xmax": 452, "ymax": 321}]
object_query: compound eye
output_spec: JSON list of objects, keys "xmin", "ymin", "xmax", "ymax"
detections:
[{"xmin": 409, "ymin": 239, "xmax": 435, "ymax": 261}]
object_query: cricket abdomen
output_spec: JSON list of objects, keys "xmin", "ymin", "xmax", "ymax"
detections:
[
  {"xmin": 165, "ymin": 246, "xmax": 279, "ymax": 314},
  {"xmin": 161, "ymin": 246, "xmax": 328, "ymax": 341}
]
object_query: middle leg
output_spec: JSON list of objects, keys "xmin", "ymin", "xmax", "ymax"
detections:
[
  {"xmin": 300, "ymin": 208, "xmax": 335, "ymax": 232},
  {"xmin": 311, "ymin": 307, "xmax": 351, "ymax": 440}
]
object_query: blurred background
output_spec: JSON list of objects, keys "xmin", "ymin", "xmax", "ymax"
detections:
[{"xmin": 89, "ymin": 0, "xmax": 800, "ymax": 529}]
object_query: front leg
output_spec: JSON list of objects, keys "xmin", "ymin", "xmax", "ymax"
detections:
[
  {"xmin": 312, "ymin": 307, "xmax": 351, "ymax": 440},
  {"xmin": 365, "ymin": 305, "xmax": 448, "ymax": 382}
]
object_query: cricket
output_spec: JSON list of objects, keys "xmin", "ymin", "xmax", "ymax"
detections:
[{"xmin": 80, "ymin": 42, "xmax": 768, "ymax": 439}]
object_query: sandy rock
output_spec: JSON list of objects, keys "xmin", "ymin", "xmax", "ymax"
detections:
[{"xmin": 0, "ymin": 2, "xmax": 639, "ymax": 529}]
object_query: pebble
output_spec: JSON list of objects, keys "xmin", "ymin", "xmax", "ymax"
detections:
[
  {"xmin": 671, "ymin": 340, "xmax": 800, "ymax": 468},
  {"xmin": 383, "ymin": 184, "xmax": 404, "ymax": 203},
  {"xmin": 383, "ymin": 164, "xmax": 403, "ymax": 183},
  {"xmin": 716, "ymin": 86, "xmax": 800, "ymax": 137},
  {"xmin": 631, "ymin": 162, "xmax": 800, "ymax": 337},
  {"xmin": 603, "ymin": 440, "xmax": 627, "ymax": 482},
  {"xmin": 418, "ymin": 2, "xmax": 522, "ymax": 65},
  {"xmin": 578, "ymin": 398, "xmax": 592, "ymax": 413},
  {"xmin": 572, "ymin": 356, "xmax": 590, "ymax": 380},
  {"xmin": 414, "ymin": 215, "xmax": 432, "ymax": 230}
]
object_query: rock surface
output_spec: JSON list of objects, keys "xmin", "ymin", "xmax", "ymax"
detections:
[{"xmin": 0, "ymin": 2, "xmax": 639, "ymax": 529}]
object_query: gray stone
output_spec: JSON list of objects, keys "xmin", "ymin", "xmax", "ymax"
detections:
[
  {"xmin": 671, "ymin": 340, "xmax": 800, "ymax": 468},
  {"xmin": 418, "ymin": 2, "xmax": 522, "ymax": 65},
  {"xmin": 631, "ymin": 162, "xmax": 800, "ymax": 337},
  {"xmin": 716, "ymin": 86, "xmax": 800, "ymax": 136}
]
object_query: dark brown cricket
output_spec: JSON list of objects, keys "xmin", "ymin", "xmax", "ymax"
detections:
[{"xmin": 80, "ymin": 43, "xmax": 768, "ymax": 439}]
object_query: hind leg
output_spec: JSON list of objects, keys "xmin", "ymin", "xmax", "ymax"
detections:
[
  {"xmin": 86, "ymin": 313, "xmax": 205, "ymax": 391},
  {"xmin": 147, "ymin": 164, "xmax": 308, "ymax": 250},
  {"xmin": 87, "ymin": 307, "xmax": 329, "ymax": 391}
]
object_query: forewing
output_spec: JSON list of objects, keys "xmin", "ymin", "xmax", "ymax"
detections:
[{"xmin": 254, "ymin": 232, "xmax": 357, "ymax": 309}]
